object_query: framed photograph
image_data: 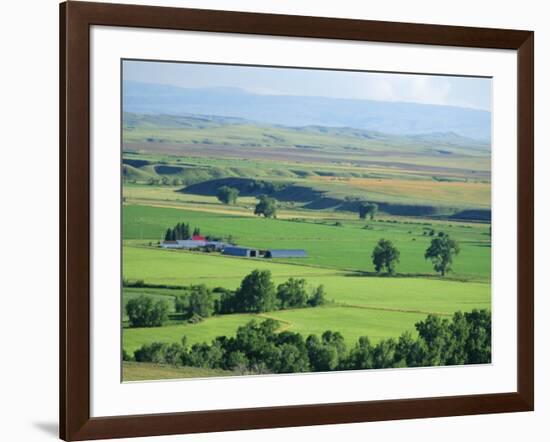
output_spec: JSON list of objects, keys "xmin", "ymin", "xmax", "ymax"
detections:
[{"xmin": 60, "ymin": 1, "xmax": 534, "ymax": 440}]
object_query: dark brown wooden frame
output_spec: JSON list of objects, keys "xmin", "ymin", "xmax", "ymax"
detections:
[{"xmin": 60, "ymin": 1, "xmax": 534, "ymax": 440}]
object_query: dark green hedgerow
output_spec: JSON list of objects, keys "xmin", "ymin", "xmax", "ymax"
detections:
[{"xmin": 127, "ymin": 309, "xmax": 491, "ymax": 374}]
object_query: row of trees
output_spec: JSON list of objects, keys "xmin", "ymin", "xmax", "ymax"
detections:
[
  {"xmin": 127, "ymin": 309, "xmax": 491, "ymax": 374},
  {"xmin": 173, "ymin": 271, "xmax": 326, "ymax": 321},
  {"xmin": 217, "ymin": 271, "xmax": 326, "ymax": 314},
  {"xmin": 126, "ymin": 271, "xmax": 327, "ymax": 328},
  {"xmin": 164, "ymin": 222, "xmax": 201, "ymax": 241},
  {"xmin": 144, "ymin": 177, "xmax": 180, "ymax": 186},
  {"xmin": 371, "ymin": 232, "xmax": 460, "ymax": 276}
]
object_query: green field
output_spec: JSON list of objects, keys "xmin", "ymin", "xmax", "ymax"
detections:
[
  {"xmin": 123, "ymin": 204, "xmax": 491, "ymax": 280},
  {"xmin": 121, "ymin": 111, "xmax": 492, "ymax": 380},
  {"xmin": 123, "ymin": 306, "xmax": 432, "ymax": 354},
  {"xmin": 123, "ymin": 247, "xmax": 490, "ymax": 313},
  {"xmin": 123, "ymin": 246, "xmax": 490, "ymax": 354}
]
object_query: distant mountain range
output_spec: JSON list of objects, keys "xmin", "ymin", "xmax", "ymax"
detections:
[{"xmin": 123, "ymin": 81, "xmax": 492, "ymax": 141}]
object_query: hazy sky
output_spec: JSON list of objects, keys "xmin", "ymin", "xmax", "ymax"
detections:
[{"xmin": 123, "ymin": 60, "xmax": 492, "ymax": 111}]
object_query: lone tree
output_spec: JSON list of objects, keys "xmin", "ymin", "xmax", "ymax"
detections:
[
  {"xmin": 216, "ymin": 186, "xmax": 239, "ymax": 205},
  {"xmin": 254, "ymin": 195, "xmax": 277, "ymax": 218},
  {"xmin": 358, "ymin": 202, "xmax": 378, "ymax": 220},
  {"xmin": 371, "ymin": 239, "xmax": 400, "ymax": 275},
  {"xmin": 424, "ymin": 232, "xmax": 460, "ymax": 276},
  {"xmin": 236, "ymin": 269, "xmax": 277, "ymax": 313}
]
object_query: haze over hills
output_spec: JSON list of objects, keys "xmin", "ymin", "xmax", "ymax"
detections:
[
  {"xmin": 123, "ymin": 112, "xmax": 490, "ymax": 156},
  {"xmin": 123, "ymin": 81, "xmax": 492, "ymax": 141}
]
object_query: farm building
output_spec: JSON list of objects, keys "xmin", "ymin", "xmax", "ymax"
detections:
[
  {"xmin": 222, "ymin": 247, "xmax": 307, "ymax": 258},
  {"xmin": 206, "ymin": 241, "xmax": 229, "ymax": 251},
  {"xmin": 160, "ymin": 240, "xmax": 182, "ymax": 249},
  {"xmin": 222, "ymin": 246, "xmax": 261, "ymax": 258},
  {"xmin": 265, "ymin": 249, "xmax": 307, "ymax": 258},
  {"xmin": 160, "ymin": 239, "xmax": 227, "ymax": 250},
  {"xmin": 161, "ymin": 239, "xmax": 206, "ymax": 249},
  {"xmin": 192, "ymin": 235, "xmax": 206, "ymax": 241}
]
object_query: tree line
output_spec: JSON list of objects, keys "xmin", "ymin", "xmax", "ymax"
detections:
[
  {"xmin": 125, "ymin": 309, "xmax": 491, "ymax": 374},
  {"xmin": 125, "ymin": 270, "xmax": 326, "ymax": 328},
  {"xmin": 215, "ymin": 270, "xmax": 326, "ymax": 314}
]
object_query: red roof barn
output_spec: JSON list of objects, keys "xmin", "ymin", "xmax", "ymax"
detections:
[{"xmin": 192, "ymin": 235, "xmax": 206, "ymax": 241}]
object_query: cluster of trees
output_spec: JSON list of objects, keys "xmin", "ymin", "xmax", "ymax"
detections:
[
  {"xmin": 246, "ymin": 180, "xmax": 287, "ymax": 195},
  {"xmin": 371, "ymin": 232, "xmax": 460, "ymax": 276},
  {"xmin": 358, "ymin": 202, "xmax": 379, "ymax": 220},
  {"xmin": 127, "ymin": 309, "xmax": 491, "ymax": 374},
  {"xmin": 164, "ymin": 222, "xmax": 201, "ymax": 241},
  {"xmin": 216, "ymin": 186, "xmax": 239, "ymax": 205},
  {"xmin": 126, "ymin": 271, "xmax": 327, "ymax": 328},
  {"xmin": 126, "ymin": 296, "xmax": 170, "ymax": 327},
  {"xmin": 144, "ymin": 177, "xmax": 183, "ymax": 186},
  {"xmin": 170, "ymin": 271, "xmax": 327, "ymax": 323},
  {"xmin": 175, "ymin": 284, "xmax": 215, "ymax": 321},
  {"xmin": 254, "ymin": 195, "xmax": 277, "ymax": 218},
  {"xmin": 217, "ymin": 270, "xmax": 326, "ymax": 314}
]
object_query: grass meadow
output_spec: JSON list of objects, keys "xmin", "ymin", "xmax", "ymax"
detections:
[
  {"xmin": 122, "ymin": 235, "xmax": 490, "ymax": 356},
  {"xmin": 123, "ymin": 204, "xmax": 491, "ymax": 280}
]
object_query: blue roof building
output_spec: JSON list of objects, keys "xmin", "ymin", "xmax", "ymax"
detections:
[
  {"xmin": 266, "ymin": 249, "xmax": 307, "ymax": 258},
  {"xmin": 222, "ymin": 246, "xmax": 259, "ymax": 257}
]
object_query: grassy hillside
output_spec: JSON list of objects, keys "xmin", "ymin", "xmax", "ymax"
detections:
[
  {"xmin": 121, "ymin": 144, "xmax": 491, "ymax": 215},
  {"xmin": 123, "ymin": 112, "xmax": 490, "ymax": 156}
]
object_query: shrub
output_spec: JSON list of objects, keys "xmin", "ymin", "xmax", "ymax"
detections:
[
  {"xmin": 126, "ymin": 296, "xmax": 169, "ymax": 328},
  {"xmin": 216, "ymin": 186, "xmax": 239, "ymax": 204}
]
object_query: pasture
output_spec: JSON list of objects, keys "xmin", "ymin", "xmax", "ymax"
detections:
[
  {"xmin": 123, "ymin": 306, "xmax": 429, "ymax": 354},
  {"xmin": 123, "ymin": 204, "xmax": 491, "ymax": 280},
  {"xmin": 123, "ymin": 246, "xmax": 490, "ymax": 313},
  {"xmin": 122, "ymin": 246, "xmax": 490, "ymax": 355}
]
